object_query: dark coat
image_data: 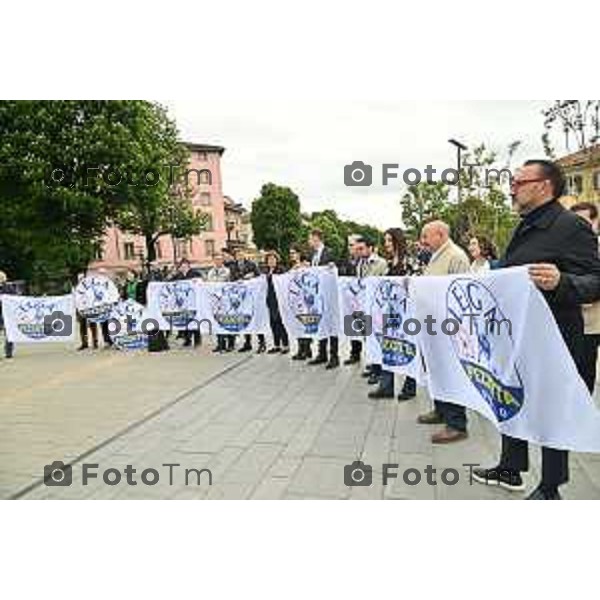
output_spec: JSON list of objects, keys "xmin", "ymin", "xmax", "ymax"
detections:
[
  {"xmin": 264, "ymin": 265, "xmax": 284, "ymax": 318},
  {"xmin": 230, "ymin": 259, "xmax": 260, "ymax": 281},
  {"xmin": 501, "ymin": 199, "xmax": 600, "ymax": 368},
  {"xmin": 310, "ymin": 245, "xmax": 334, "ymax": 266}
]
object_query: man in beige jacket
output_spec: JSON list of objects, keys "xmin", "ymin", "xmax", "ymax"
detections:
[
  {"xmin": 571, "ymin": 202, "xmax": 600, "ymax": 394},
  {"xmin": 417, "ymin": 221, "xmax": 471, "ymax": 443}
]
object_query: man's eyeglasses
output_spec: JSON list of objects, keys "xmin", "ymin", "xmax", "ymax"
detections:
[{"xmin": 510, "ymin": 177, "xmax": 548, "ymax": 189}]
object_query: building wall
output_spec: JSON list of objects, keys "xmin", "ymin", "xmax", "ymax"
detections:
[{"xmin": 89, "ymin": 145, "xmax": 227, "ymax": 275}]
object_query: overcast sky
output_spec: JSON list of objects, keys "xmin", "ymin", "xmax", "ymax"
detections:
[{"xmin": 165, "ymin": 100, "xmax": 549, "ymax": 229}]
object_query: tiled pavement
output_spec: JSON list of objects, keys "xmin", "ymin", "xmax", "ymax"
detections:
[{"xmin": 2, "ymin": 341, "xmax": 600, "ymax": 500}]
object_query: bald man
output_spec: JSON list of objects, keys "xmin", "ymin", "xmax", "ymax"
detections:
[{"xmin": 417, "ymin": 221, "xmax": 471, "ymax": 443}]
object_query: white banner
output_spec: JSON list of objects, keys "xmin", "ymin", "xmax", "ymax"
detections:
[
  {"xmin": 274, "ymin": 267, "xmax": 340, "ymax": 339},
  {"xmin": 198, "ymin": 277, "xmax": 270, "ymax": 335},
  {"xmin": 414, "ymin": 266, "xmax": 600, "ymax": 452},
  {"xmin": 74, "ymin": 275, "xmax": 119, "ymax": 322},
  {"xmin": 107, "ymin": 300, "xmax": 150, "ymax": 351},
  {"xmin": 1, "ymin": 294, "xmax": 75, "ymax": 343},
  {"xmin": 146, "ymin": 280, "xmax": 203, "ymax": 331},
  {"xmin": 364, "ymin": 277, "xmax": 423, "ymax": 381},
  {"xmin": 338, "ymin": 276, "xmax": 368, "ymax": 340}
]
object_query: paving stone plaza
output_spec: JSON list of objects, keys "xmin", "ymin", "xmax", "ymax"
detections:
[{"xmin": 2, "ymin": 341, "xmax": 600, "ymax": 500}]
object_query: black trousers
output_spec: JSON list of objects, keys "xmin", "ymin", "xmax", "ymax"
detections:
[
  {"xmin": 434, "ymin": 400, "xmax": 467, "ymax": 432},
  {"xmin": 243, "ymin": 333, "xmax": 265, "ymax": 348},
  {"xmin": 580, "ymin": 334, "xmax": 600, "ymax": 394},
  {"xmin": 499, "ymin": 435, "xmax": 569, "ymax": 487},
  {"xmin": 349, "ymin": 340, "xmax": 362, "ymax": 358},
  {"xmin": 270, "ymin": 315, "xmax": 289, "ymax": 348},
  {"xmin": 317, "ymin": 336, "xmax": 339, "ymax": 360}
]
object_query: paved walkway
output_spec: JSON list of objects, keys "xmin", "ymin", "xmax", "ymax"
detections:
[{"xmin": 2, "ymin": 341, "xmax": 600, "ymax": 499}]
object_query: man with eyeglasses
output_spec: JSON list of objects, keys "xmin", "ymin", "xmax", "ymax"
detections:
[{"xmin": 471, "ymin": 159, "xmax": 600, "ymax": 499}]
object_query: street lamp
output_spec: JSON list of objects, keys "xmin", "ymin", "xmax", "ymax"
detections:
[{"xmin": 448, "ymin": 138, "xmax": 468, "ymax": 204}]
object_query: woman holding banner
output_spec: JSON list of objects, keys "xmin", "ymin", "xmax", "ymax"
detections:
[{"xmin": 263, "ymin": 251, "xmax": 290, "ymax": 354}]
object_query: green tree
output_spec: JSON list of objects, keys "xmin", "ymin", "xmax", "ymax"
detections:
[
  {"xmin": 250, "ymin": 183, "xmax": 303, "ymax": 258},
  {"xmin": 0, "ymin": 100, "xmax": 192, "ymax": 284},
  {"xmin": 401, "ymin": 181, "xmax": 451, "ymax": 239}
]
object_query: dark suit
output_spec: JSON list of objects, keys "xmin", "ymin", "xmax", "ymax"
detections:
[
  {"xmin": 499, "ymin": 199, "xmax": 600, "ymax": 486},
  {"xmin": 310, "ymin": 245, "xmax": 339, "ymax": 361}
]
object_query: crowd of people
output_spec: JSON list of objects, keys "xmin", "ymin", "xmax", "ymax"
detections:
[{"xmin": 2, "ymin": 158, "xmax": 600, "ymax": 499}]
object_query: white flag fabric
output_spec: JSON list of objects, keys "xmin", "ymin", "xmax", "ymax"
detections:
[
  {"xmin": 74, "ymin": 275, "xmax": 120, "ymax": 322},
  {"xmin": 364, "ymin": 277, "xmax": 423, "ymax": 381},
  {"xmin": 1, "ymin": 294, "xmax": 75, "ymax": 343},
  {"xmin": 146, "ymin": 280, "xmax": 203, "ymax": 331},
  {"xmin": 198, "ymin": 277, "xmax": 270, "ymax": 335},
  {"xmin": 274, "ymin": 267, "xmax": 340, "ymax": 339},
  {"xmin": 413, "ymin": 266, "xmax": 600, "ymax": 452},
  {"xmin": 338, "ymin": 276, "xmax": 368, "ymax": 340},
  {"xmin": 107, "ymin": 300, "xmax": 150, "ymax": 351}
]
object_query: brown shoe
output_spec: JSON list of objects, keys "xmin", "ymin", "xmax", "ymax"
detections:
[
  {"xmin": 417, "ymin": 410, "xmax": 444, "ymax": 425},
  {"xmin": 431, "ymin": 427, "xmax": 468, "ymax": 444}
]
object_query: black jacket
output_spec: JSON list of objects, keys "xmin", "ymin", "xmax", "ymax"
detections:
[
  {"xmin": 502, "ymin": 199, "xmax": 600, "ymax": 367},
  {"xmin": 230, "ymin": 259, "xmax": 260, "ymax": 281},
  {"xmin": 310, "ymin": 245, "xmax": 333, "ymax": 266}
]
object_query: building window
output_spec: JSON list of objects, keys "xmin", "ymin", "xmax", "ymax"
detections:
[
  {"xmin": 94, "ymin": 245, "xmax": 104, "ymax": 261},
  {"xmin": 197, "ymin": 151, "xmax": 207, "ymax": 161},
  {"xmin": 205, "ymin": 240, "xmax": 215, "ymax": 257},
  {"xmin": 570, "ymin": 174, "xmax": 583, "ymax": 195},
  {"xmin": 594, "ymin": 171, "xmax": 600, "ymax": 191},
  {"xmin": 204, "ymin": 214, "xmax": 214, "ymax": 231},
  {"xmin": 199, "ymin": 170, "xmax": 211, "ymax": 184},
  {"xmin": 124, "ymin": 242, "xmax": 135, "ymax": 260},
  {"xmin": 200, "ymin": 192, "xmax": 211, "ymax": 205}
]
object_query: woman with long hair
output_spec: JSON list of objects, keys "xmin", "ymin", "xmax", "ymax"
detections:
[
  {"xmin": 468, "ymin": 234, "xmax": 497, "ymax": 273},
  {"xmin": 263, "ymin": 250, "xmax": 290, "ymax": 354}
]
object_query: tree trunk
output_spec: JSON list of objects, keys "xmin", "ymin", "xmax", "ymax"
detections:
[{"xmin": 145, "ymin": 232, "xmax": 156, "ymax": 266}]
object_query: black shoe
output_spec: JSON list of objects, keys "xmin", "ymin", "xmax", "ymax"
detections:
[
  {"xmin": 213, "ymin": 347, "xmax": 224, "ymax": 353},
  {"xmin": 361, "ymin": 368, "xmax": 372, "ymax": 378},
  {"xmin": 182, "ymin": 340, "xmax": 192, "ymax": 348},
  {"xmin": 367, "ymin": 373, "xmax": 380, "ymax": 385},
  {"xmin": 257, "ymin": 345, "xmax": 267, "ymax": 354},
  {"xmin": 308, "ymin": 355, "xmax": 327, "ymax": 366},
  {"xmin": 238, "ymin": 344, "xmax": 252, "ymax": 353},
  {"xmin": 344, "ymin": 355, "xmax": 360, "ymax": 366},
  {"xmin": 325, "ymin": 356, "xmax": 339, "ymax": 370},
  {"xmin": 77, "ymin": 344, "xmax": 89, "ymax": 351},
  {"xmin": 368, "ymin": 388, "xmax": 394, "ymax": 399},
  {"xmin": 397, "ymin": 391, "xmax": 417, "ymax": 402},
  {"xmin": 267, "ymin": 347, "xmax": 281, "ymax": 354},
  {"xmin": 471, "ymin": 467, "xmax": 525, "ymax": 492},
  {"xmin": 292, "ymin": 352, "xmax": 307, "ymax": 361},
  {"xmin": 526, "ymin": 484, "xmax": 561, "ymax": 500},
  {"xmin": 280, "ymin": 347, "xmax": 290, "ymax": 355}
]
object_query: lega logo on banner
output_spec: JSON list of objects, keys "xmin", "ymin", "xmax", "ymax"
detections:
[
  {"xmin": 211, "ymin": 282, "xmax": 254, "ymax": 332},
  {"xmin": 289, "ymin": 271, "xmax": 324, "ymax": 334},
  {"xmin": 15, "ymin": 299, "xmax": 61, "ymax": 339},
  {"xmin": 447, "ymin": 278, "xmax": 524, "ymax": 422},
  {"xmin": 158, "ymin": 281, "xmax": 197, "ymax": 328},
  {"xmin": 75, "ymin": 276, "xmax": 119, "ymax": 322},
  {"xmin": 373, "ymin": 279, "xmax": 417, "ymax": 367}
]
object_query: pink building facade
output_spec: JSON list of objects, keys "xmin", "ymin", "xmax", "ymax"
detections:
[{"xmin": 90, "ymin": 143, "xmax": 228, "ymax": 274}]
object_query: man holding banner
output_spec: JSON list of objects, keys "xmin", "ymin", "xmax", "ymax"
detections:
[{"xmin": 472, "ymin": 160, "xmax": 600, "ymax": 499}]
